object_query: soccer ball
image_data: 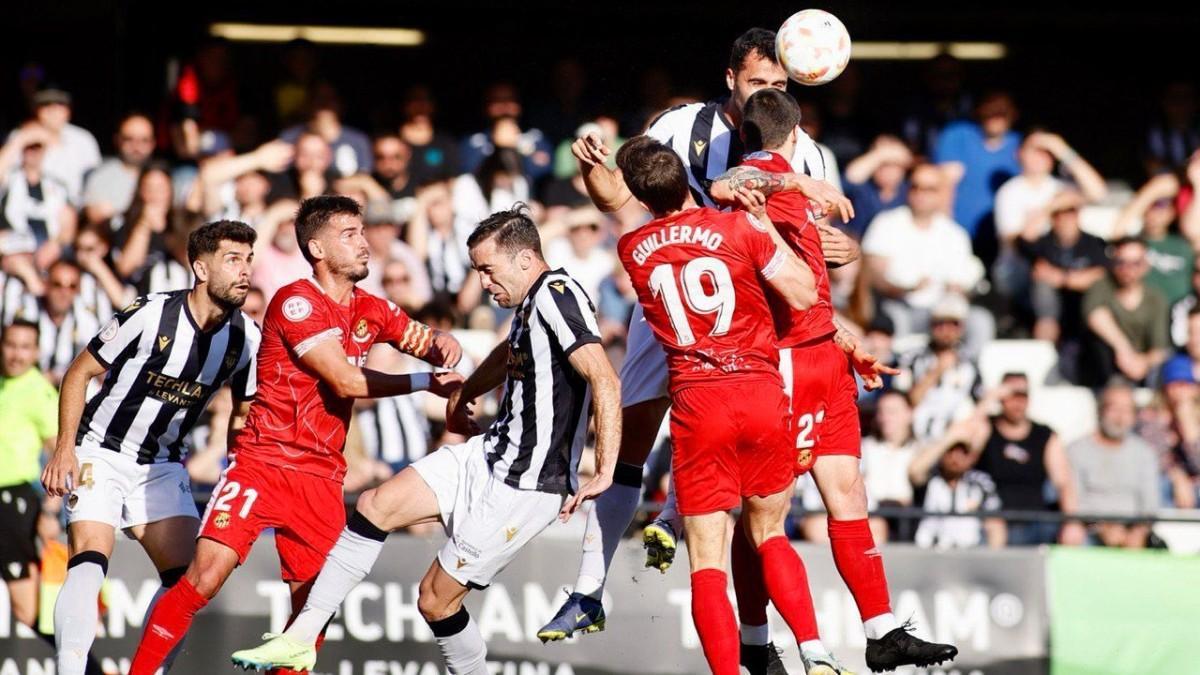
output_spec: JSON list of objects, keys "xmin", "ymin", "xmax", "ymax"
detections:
[{"xmin": 776, "ymin": 9, "xmax": 852, "ymax": 86}]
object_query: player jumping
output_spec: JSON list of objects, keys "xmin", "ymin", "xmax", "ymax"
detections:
[
  {"xmin": 612, "ymin": 135, "xmax": 832, "ymax": 675},
  {"xmin": 42, "ymin": 220, "xmax": 261, "ymax": 675},
  {"xmin": 709, "ymin": 88, "xmax": 958, "ymax": 672},
  {"xmin": 126, "ymin": 196, "xmax": 464, "ymax": 674}
]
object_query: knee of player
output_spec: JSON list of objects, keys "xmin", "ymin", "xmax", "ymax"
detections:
[
  {"xmin": 187, "ymin": 563, "xmax": 229, "ymax": 599},
  {"xmin": 354, "ymin": 489, "xmax": 388, "ymax": 525},
  {"xmin": 417, "ymin": 582, "xmax": 455, "ymax": 622}
]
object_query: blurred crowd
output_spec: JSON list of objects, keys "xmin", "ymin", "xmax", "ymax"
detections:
[{"xmin": 3, "ymin": 38, "xmax": 1200, "ymax": 555}]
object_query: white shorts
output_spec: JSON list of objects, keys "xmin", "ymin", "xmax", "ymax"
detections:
[
  {"xmin": 620, "ymin": 304, "xmax": 669, "ymax": 407},
  {"xmin": 65, "ymin": 446, "xmax": 198, "ymax": 530},
  {"xmin": 412, "ymin": 435, "xmax": 565, "ymax": 589}
]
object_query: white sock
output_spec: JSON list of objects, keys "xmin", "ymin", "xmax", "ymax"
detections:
[
  {"xmin": 429, "ymin": 608, "xmax": 489, "ymax": 675},
  {"xmin": 574, "ymin": 471, "xmax": 641, "ymax": 600},
  {"xmin": 287, "ymin": 513, "xmax": 387, "ymax": 643},
  {"xmin": 55, "ymin": 557, "xmax": 106, "ymax": 675},
  {"xmin": 800, "ymin": 639, "xmax": 831, "ymax": 658},
  {"xmin": 863, "ymin": 612, "xmax": 900, "ymax": 640},
  {"xmin": 659, "ymin": 479, "xmax": 684, "ymax": 534},
  {"xmin": 740, "ymin": 622, "xmax": 770, "ymax": 646}
]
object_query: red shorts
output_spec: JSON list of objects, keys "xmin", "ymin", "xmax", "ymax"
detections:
[
  {"xmin": 780, "ymin": 339, "xmax": 862, "ymax": 474},
  {"xmin": 198, "ymin": 457, "xmax": 345, "ymax": 583},
  {"xmin": 669, "ymin": 379, "xmax": 793, "ymax": 517}
]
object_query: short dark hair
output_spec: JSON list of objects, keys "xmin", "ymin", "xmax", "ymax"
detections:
[
  {"xmin": 729, "ymin": 28, "xmax": 778, "ymax": 72},
  {"xmin": 1112, "ymin": 235, "xmax": 1146, "ymax": 250},
  {"xmin": 466, "ymin": 203, "xmax": 543, "ymax": 259},
  {"xmin": 1001, "ymin": 371, "xmax": 1028, "ymax": 383},
  {"xmin": 742, "ymin": 88, "xmax": 803, "ymax": 152},
  {"xmin": 615, "ymin": 136, "xmax": 689, "ymax": 214},
  {"xmin": 295, "ymin": 195, "xmax": 362, "ymax": 263},
  {"xmin": 187, "ymin": 220, "xmax": 257, "ymax": 265},
  {"xmin": 2, "ymin": 318, "xmax": 39, "ymax": 341}
]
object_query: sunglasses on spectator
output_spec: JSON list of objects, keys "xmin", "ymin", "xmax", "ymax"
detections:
[
  {"xmin": 910, "ymin": 182, "xmax": 940, "ymax": 192},
  {"xmin": 1006, "ymin": 389, "xmax": 1029, "ymax": 399},
  {"xmin": 384, "ymin": 275, "xmax": 410, "ymax": 284},
  {"xmin": 120, "ymin": 135, "xmax": 153, "ymax": 144},
  {"xmin": 931, "ymin": 317, "xmax": 961, "ymax": 326},
  {"xmin": 1051, "ymin": 206, "xmax": 1079, "ymax": 216},
  {"xmin": 375, "ymin": 153, "xmax": 403, "ymax": 160},
  {"xmin": 49, "ymin": 279, "xmax": 79, "ymax": 290}
]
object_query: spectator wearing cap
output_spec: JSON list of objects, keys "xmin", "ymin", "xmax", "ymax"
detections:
[
  {"xmin": 280, "ymin": 83, "xmax": 372, "ymax": 178},
  {"xmin": 359, "ymin": 199, "xmax": 432, "ymax": 305},
  {"xmin": 1017, "ymin": 189, "xmax": 1109, "ymax": 351},
  {"xmin": 0, "ymin": 124, "xmax": 75, "ymax": 269},
  {"xmin": 856, "ymin": 313, "xmax": 898, "ymax": 408},
  {"xmin": 399, "ymin": 85, "xmax": 460, "ymax": 185},
  {"xmin": 992, "ymin": 132, "xmax": 1107, "ymax": 307},
  {"xmin": 7, "ymin": 86, "xmax": 100, "ymax": 204},
  {"xmin": 894, "ymin": 293, "xmax": 983, "ymax": 443},
  {"xmin": 972, "ymin": 373, "xmax": 1080, "ymax": 545},
  {"xmin": 841, "ymin": 134, "xmax": 912, "ymax": 239},
  {"xmin": 908, "ymin": 420, "xmax": 1006, "ymax": 549},
  {"xmin": 861, "ymin": 162, "xmax": 990, "ymax": 350},
  {"xmin": 1112, "ymin": 172, "xmax": 1198, "ymax": 307},
  {"xmin": 1163, "ymin": 306, "xmax": 1200, "ymax": 477},
  {"xmin": 1067, "ymin": 382, "xmax": 1160, "ymax": 548},
  {"xmin": 934, "ymin": 91, "xmax": 1022, "ymax": 247},
  {"xmin": 81, "ymin": 113, "xmax": 155, "ymax": 225},
  {"xmin": 1083, "ymin": 237, "xmax": 1170, "ymax": 387},
  {"xmin": 544, "ymin": 206, "xmax": 615, "ymax": 303}
]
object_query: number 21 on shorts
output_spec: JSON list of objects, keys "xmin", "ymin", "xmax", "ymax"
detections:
[
  {"xmin": 794, "ymin": 409, "xmax": 825, "ymax": 473},
  {"xmin": 213, "ymin": 480, "xmax": 258, "ymax": 519}
]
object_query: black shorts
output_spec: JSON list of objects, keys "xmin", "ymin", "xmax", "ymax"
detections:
[{"xmin": 0, "ymin": 482, "xmax": 41, "ymax": 581}]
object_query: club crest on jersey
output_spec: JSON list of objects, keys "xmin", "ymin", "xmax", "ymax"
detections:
[
  {"xmin": 352, "ymin": 318, "xmax": 372, "ymax": 343},
  {"xmin": 692, "ymin": 139, "xmax": 707, "ymax": 155},
  {"xmin": 157, "ymin": 335, "xmax": 172, "ymax": 351},
  {"xmin": 98, "ymin": 318, "xmax": 119, "ymax": 342},
  {"xmin": 548, "ymin": 280, "xmax": 567, "ymax": 294},
  {"xmin": 282, "ymin": 296, "xmax": 312, "ymax": 322},
  {"xmin": 214, "ymin": 512, "xmax": 230, "ymax": 529}
]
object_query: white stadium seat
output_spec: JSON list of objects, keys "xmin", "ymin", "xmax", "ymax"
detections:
[
  {"xmin": 1028, "ymin": 385, "xmax": 1097, "ymax": 444},
  {"xmin": 978, "ymin": 339, "xmax": 1059, "ymax": 389}
]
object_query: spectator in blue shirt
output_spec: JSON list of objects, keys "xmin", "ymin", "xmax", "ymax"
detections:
[
  {"xmin": 459, "ymin": 82, "xmax": 554, "ymax": 184},
  {"xmin": 935, "ymin": 92, "xmax": 1022, "ymax": 246},
  {"xmin": 279, "ymin": 83, "xmax": 372, "ymax": 178},
  {"xmin": 841, "ymin": 134, "xmax": 912, "ymax": 239}
]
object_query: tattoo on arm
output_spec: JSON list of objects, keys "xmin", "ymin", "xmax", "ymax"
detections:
[{"xmin": 716, "ymin": 166, "xmax": 788, "ymax": 196}]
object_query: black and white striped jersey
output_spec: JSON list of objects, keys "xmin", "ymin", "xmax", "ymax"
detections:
[
  {"xmin": 36, "ymin": 302, "xmax": 102, "ymax": 377},
  {"xmin": 485, "ymin": 269, "xmax": 602, "ymax": 494},
  {"xmin": 137, "ymin": 256, "xmax": 193, "ymax": 296},
  {"xmin": 0, "ymin": 271, "xmax": 37, "ymax": 324},
  {"xmin": 77, "ymin": 290, "xmax": 261, "ymax": 464},
  {"xmin": 357, "ymin": 394, "xmax": 431, "ymax": 468},
  {"xmin": 645, "ymin": 99, "xmax": 827, "ymax": 208}
]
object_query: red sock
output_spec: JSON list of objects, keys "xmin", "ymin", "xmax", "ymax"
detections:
[
  {"xmin": 730, "ymin": 519, "xmax": 769, "ymax": 628},
  {"xmin": 757, "ymin": 536, "xmax": 819, "ymax": 643},
  {"xmin": 827, "ymin": 518, "xmax": 891, "ymax": 621},
  {"xmin": 690, "ymin": 569, "xmax": 740, "ymax": 675},
  {"xmin": 129, "ymin": 577, "xmax": 208, "ymax": 675}
]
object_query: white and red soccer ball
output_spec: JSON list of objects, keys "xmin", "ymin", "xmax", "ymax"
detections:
[{"xmin": 776, "ymin": 9, "xmax": 852, "ymax": 86}]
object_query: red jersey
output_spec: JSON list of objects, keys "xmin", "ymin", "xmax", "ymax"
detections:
[
  {"xmin": 617, "ymin": 207, "xmax": 786, "ymax": 391},
  {"xmin": 234, "ymin": 278, "xmax": 432, "ymax": 482},
  {"xmin": 740, "ymin": 150, "xmax": 836, "ymax": 347}
]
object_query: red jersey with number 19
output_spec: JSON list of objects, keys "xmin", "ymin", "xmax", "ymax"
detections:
[
  {"xmin": 740, "ymin": 150, "xmax": 835, "ymax": 347},
  {"xmin": 617, "ymin": 207, "xmax": 786, "ymax": 391},
  {"xmin": 233, "ymin": 278, "xmax": 432, "ymax": 482}
]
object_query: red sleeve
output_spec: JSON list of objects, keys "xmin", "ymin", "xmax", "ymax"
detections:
[
  {"xmin": 271, "ymin": 285, "xmax": 337, "ymax": 357},
  {"xmin": 740, "ymin": 213, "xmax": 787, "ymax": 280},
  {"xmin": 374, "ymin": 296, "xmax": 433, "ymax": 357}
]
